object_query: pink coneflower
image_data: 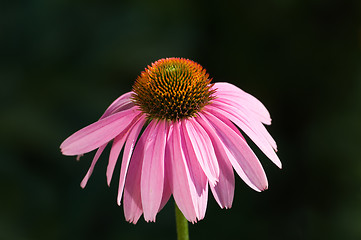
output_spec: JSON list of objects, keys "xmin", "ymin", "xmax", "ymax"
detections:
[{"xmin": 60, "ymin": 57, "xmax": 281, "ymax": 224}]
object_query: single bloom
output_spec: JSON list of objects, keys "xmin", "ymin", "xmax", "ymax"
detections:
[{"xmin": 60, "ymin": 57, "xmax": 281, "ymax": 223}]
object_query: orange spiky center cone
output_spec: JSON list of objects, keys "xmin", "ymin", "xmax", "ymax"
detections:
[{"xmin": 132, "ymin": 57, "xmax": 215, "ymax": 121}]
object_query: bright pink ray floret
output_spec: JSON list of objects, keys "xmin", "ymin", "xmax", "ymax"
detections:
[{"xmin": 60, "ymin": 82, "xmax": 281, "ymax": 223}]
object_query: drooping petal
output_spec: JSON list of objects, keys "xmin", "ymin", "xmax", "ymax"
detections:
[
  {"xmin": 100, "ymin": 92, "xmax": 134, "ymax": 119},
  {"xmin": 116, "ymin": 116, "xmax": 146, "ymax": 204},
  {"xmin": 141, "ymin": 120, "xmax": 167, "ymax": 222},
  {"xmin": 204, "ymin": 112, "xmax": 268, "ymax": 191},
  {"xmin": 107, "ymin": 115, "xmax": 145, "ymax": 186},
  {"xmin": 168, "ymin": 121, "xmax": 203, "ymax": 223},
  {"xmin": 159, "ymin": 142, "xmax": 172, "ymax": 212},
  {"xmin": 197, "ymin": 112, "xmax": 260, "ymax": 191},
  {"xmin": 214, "ymin": 110, "xmax": 246, "ymax": 141},
  {"xmin": 80, "ymin": 144, "xmax": 107, "ymax": 188},
  {"xmin": 210, "ymin": 102, "xmax": 279, "ymax": 166},
  {"xmin": 212, "ymin": 82, "xmax": 271, "ymax": 124},
  {"xmin": 61, "ymin": 107, "xmax": 140, "ymax": 156},
  {"xmin": 123, "ymin": 121, "xmax": 153, "ymax": 224},
  {"xmin": 214, "ymin": 95, "xmax": 271, "ymax": 125},
  {"xmin": 180, "ymin": 119, "xmax": 208, "ymax": 220},
  {"xmin": 182, "ymin": 119, "xmax": 219, "ymax": 186},
  {"xmin": 107, "ymin": 131, "xmax": 130, "ymax": 186},
  {"xmin": 213, "ymin": 98, "xmax": 277, "ymax": 150},
  {"xmin": 209, "ymin": 154, "xmax": 234, "ymax": 209},
  {"xmin": 206, "ymin": 104, "xmax": 281, "ymax": 169},
  {"xmin": 195, "ymin": 114, "xmax": 236, "ymax": 208}
]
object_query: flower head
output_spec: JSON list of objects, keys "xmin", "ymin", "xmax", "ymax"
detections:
[
  {"xmin": 60, "ymin": 57, "xmax": 281, "ymax": 223},
  {"xmin": 132, "ymin": 58, "xmax": 215, "ymax": 120}
]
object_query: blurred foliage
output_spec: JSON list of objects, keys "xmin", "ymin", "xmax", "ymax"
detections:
[{"xmin": 1, "ymin": 0, "xmax": 361, "ymax": 239}]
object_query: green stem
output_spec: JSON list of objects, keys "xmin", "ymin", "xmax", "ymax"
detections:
[{"xmin": 175, "ymin": 204, "xmax": 189, "ymax": 240}]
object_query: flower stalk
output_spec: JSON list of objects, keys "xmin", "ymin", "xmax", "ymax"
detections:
[{"xmin": 175, "ymin": 203, "xmax": 189, "ymax": 240}]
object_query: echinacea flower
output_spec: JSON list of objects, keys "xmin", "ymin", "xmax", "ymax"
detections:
[{"xmin": 60, "ymin": 57, "xmax": 281, "ymax": 224}]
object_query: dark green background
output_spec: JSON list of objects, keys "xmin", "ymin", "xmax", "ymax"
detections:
[{"xmin": 1, "ymin": 0, "xmax": 361, "ymax": 239}]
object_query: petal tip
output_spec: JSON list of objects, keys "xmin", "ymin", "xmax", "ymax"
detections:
[
  {"xmin": 274, "ymin": 159, "xmax": 282, "ymax": 169},
  {"xmin": 144, "ymin": 216, "xmax": 156, "ymax": 223},
  {"xmin": 106, "ymin": 172, "xmax": 112, "ymax": 186},
  {"xmin": 80, "ymin": 181, "xmax": 87, "ymax": 189},
  {"xmin": 208, "ymin": 177, "xmax": 219, "ymax": 187},
  {"xmin": 126, "ymin": 215, "xmax": 141, "ymax": 224}
]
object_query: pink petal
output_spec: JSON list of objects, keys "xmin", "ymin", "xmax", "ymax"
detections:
[
  {"xmin": 60, "ymin": 107, "xmax": 140, "ymax": 156},
  {"xmin": 106, "ymin": 130, "xmax": 130, "ymax": 186},
  {"xmin": 168, "ymin": 121, "xmax": 208, "ymax": 222},
  {"xmin": 204, "ymin": 112, "xmax": 268, "ymax": 191},
  {"xmin": 180, "ymin": 119, "xmax": 208, "ymax": 220},
  {"xmin": 195, "ymin": 115, "xmax": 236, "ymax": 208},
  {"xmin": 214, "ymin": 95, "xmax": 271, "ymax": 125},
  {"xmin": 116, "ymin": 116, "xmax": 146, "ymax": 204},
  {"xmin": 123, "ymin": 121, "xmax": 154, "ymax": 224},
  {"xmin": 213, "ymin": 82, "xmax": 271, "ymax": 124},
  {"xmin": 107, "ymin": 115, "xmax": 146, "ymax": 186},
  {"xmin": 206, "ymin": 104, "xmax": 281, "ymax": 169},
  {"xmin": 214, "ymin": 98, "xmax": 277, "ymax": 150},
  {"xmin": 211, "ymin": 101, "xmax": 279, "ymax": 164},
  {"xmin": 159, "ymin": 144, "xmax": 172, "ymax": 212},
  {"xmin": 216, "ymin": 111, "xmax": 246, "ymax": 141},
  {"xmin": 100, "ymin": 92, "xmax": 134, "ymax": 119},
  {"xmin": 198, "ymin": 113, "xmax": 260, "ymax": 191},
  {"xmin": 158, "ymin": 180, "xmax": 171, "ymax": 212},
  {"xmin": 209, "ymin": 156, "xmax": 234, "ymax": 209},
  {"xmin": 167, "ymin": 122, "xmax": 197, "ymax": 222},
  {"xmin": 80, "ymin": 144, "xmax": 107, "ymax": 188},
  {"xmin": 182, "ymin": 119, "xmax": 219, "ymax": 186},
  {"xmin": 141, "ymin": 120, "xmax": 167, "ymax": 222}
]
